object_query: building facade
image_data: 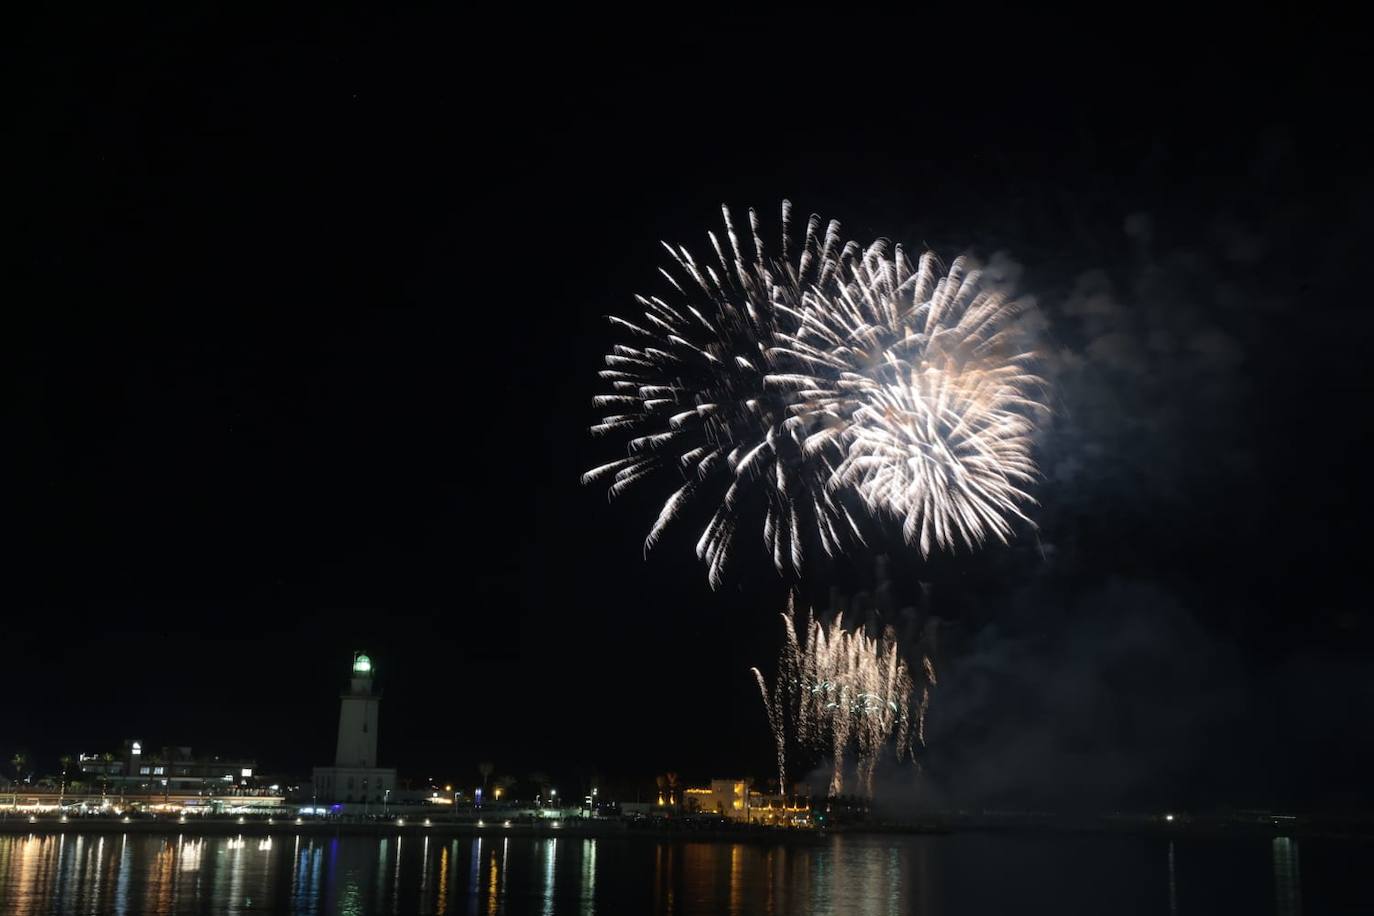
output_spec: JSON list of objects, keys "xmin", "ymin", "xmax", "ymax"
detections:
[
  {"xmin": 78, "ymin": 739, "xmax": 259, "ymax": 792},
  {"xmin": 680, "ymin": 779, "xmax": 812, "ymax": 825}
]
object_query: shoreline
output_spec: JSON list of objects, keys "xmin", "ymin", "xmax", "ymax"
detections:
[
  {"xmin": 2, "ymin": 816, "xmax": 1369, "ymax": 842},
  {"xmin": 0, "ymin": 818, "xmax": 827, "ymax": 844}
]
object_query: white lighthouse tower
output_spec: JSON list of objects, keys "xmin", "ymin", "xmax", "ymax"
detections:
[
  {"xmin": 335, "ymin": 652, "xmax": 380, "ymax": 768},
  {"xmin": 311, "ymin": 651, "xmax": 398, "ymax": 808}
]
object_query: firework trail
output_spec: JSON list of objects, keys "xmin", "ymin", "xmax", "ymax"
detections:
[
  {"xmin": 752, "ymin": 600, "xmax": 931, "ymax": 798},
  {"xmin": 918, "ymin": 655, "xmax": 938, "ymax": 746},
  {"xmin": 583, "ymin": 202, "xmax": 868, "ymax": 588},
  {"xmin": 770, "ymin": 244, "xmax": 1046, "ymax": 557}
]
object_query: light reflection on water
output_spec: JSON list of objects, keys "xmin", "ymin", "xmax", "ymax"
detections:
[
  {"xmin": 0, "ymin": 830, "xmax": 1347, "ymax": 915},
  {"xmin": 1273, "ymin": 835, "xmax": 1301, "ymax": 916}
]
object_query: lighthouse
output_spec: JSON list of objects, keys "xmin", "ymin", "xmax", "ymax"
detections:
[
  {"xmin": 311, "ymin": 651, "xmax": 398, "ymax": 808},
  {"xmin": 335, "ymin": 652, "xmax": 380, "ymax": 768}
]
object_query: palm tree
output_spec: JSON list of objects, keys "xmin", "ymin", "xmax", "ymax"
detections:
[
  {"xmin": 10, "ymin": 753, "xmax": 27, "ymax": 811},
  {"xmin": 100, "ymin": 752, "xmax": 115, "ymax": 805},
  {"xmin": 478, "ymin": 761, "xmax": 493, "ymax": 802},
  {"xmin": 527, "ymin": 771, "xmax": 550, "ymax": 806},
  {"xmin": 58, "ymin": 755, "xmax": 72, "ymax": 809}
]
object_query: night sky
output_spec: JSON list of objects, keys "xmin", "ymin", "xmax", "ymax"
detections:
[{"xmin": 12, "ymin": 11, "xmax": 1373, "ymax": 812}]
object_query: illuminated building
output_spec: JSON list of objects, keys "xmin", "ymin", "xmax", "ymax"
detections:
[
  {"xmin": 4, "ymin": 740, "xmax": 287, "ymax": 814},
  {"xmin": 680, "ymin": 779, "xmax": 812, "ymax": 825},
  {"xmin": 78, "ymin": 739, "xmax": 259, "ymax": 792},
  {"xmin": 742, "ymin": 789, "xmax": 813, "ymax": 826},
  {"xmin": 310, "ymin": 652, "xmax": 397, "ymax": 806},
  {"xmin": 679, "ymin": 779, "xmax": 752, "ymax": 820}
]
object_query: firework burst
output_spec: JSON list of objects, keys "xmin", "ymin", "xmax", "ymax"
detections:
[
  {"xmin": 582, "ymin": 202, "xmax": 868, "ymax": 587},
  {"xmin": 586, "ymin": 204, "xmax": 1046, "ymax": 584},
  {"xmin": 771, "ymin": 245, "xmax": 1046, "ymax": 556},
  {"xmin": 752, "ymin": 601, "xmax": 929, "ymax": 798}
]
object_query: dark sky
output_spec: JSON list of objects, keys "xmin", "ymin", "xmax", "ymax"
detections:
[{"xmin": 12, "ymin": 10, "xmax": 1373, "ymax": 811}]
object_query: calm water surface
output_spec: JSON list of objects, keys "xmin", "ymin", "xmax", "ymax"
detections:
[{"xmin": 0, "ymin": 831, "xmax": 1368, "ymax": 914}]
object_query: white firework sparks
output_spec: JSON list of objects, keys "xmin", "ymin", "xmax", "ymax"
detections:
[
  {"xmin": 752, "ymin": 601, "xmax": 930, "ymax": 798},
  {"xmin": 772, "ymin": 245, "xmax": 1045, "ymax": 556},
  {"xmin": 583, "ymin": 202, "xmax": 867, "ymax": 588},
  {"xmin": 587, "ymin": 204, "xmax": 1046, "ymax": 584}
]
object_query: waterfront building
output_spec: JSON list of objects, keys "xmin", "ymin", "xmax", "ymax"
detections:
[
  {"xmin": 681, "ymin": 779, "xmax": 812, "ymax": 825},
  {"xmin": 681, "ymin": 779, "xmax": 750, "ymax": 818},
  {"xmin": 78, "ymin": 740, "xmax": 259, "ymax": 793},
  {"xmin": 311, "ymin": 652, "xmax": 397, "ymax": 806},
  {"xmin": 744, "ymin": 789, "xmax": 813, "ymax": 826}
]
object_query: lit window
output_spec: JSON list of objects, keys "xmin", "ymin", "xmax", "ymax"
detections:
[
  {"xmin": 140, "ymin": 767, "xmax": 151, "ymax": 775},
  {"xmin": 153, "ymin": 767, "xmax": 164, "ymax": 775}
]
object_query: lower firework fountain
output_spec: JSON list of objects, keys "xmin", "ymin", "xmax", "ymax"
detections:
[{"xmin": 752, "ymin": 601, "xmax": 934, "ymax": 799}]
